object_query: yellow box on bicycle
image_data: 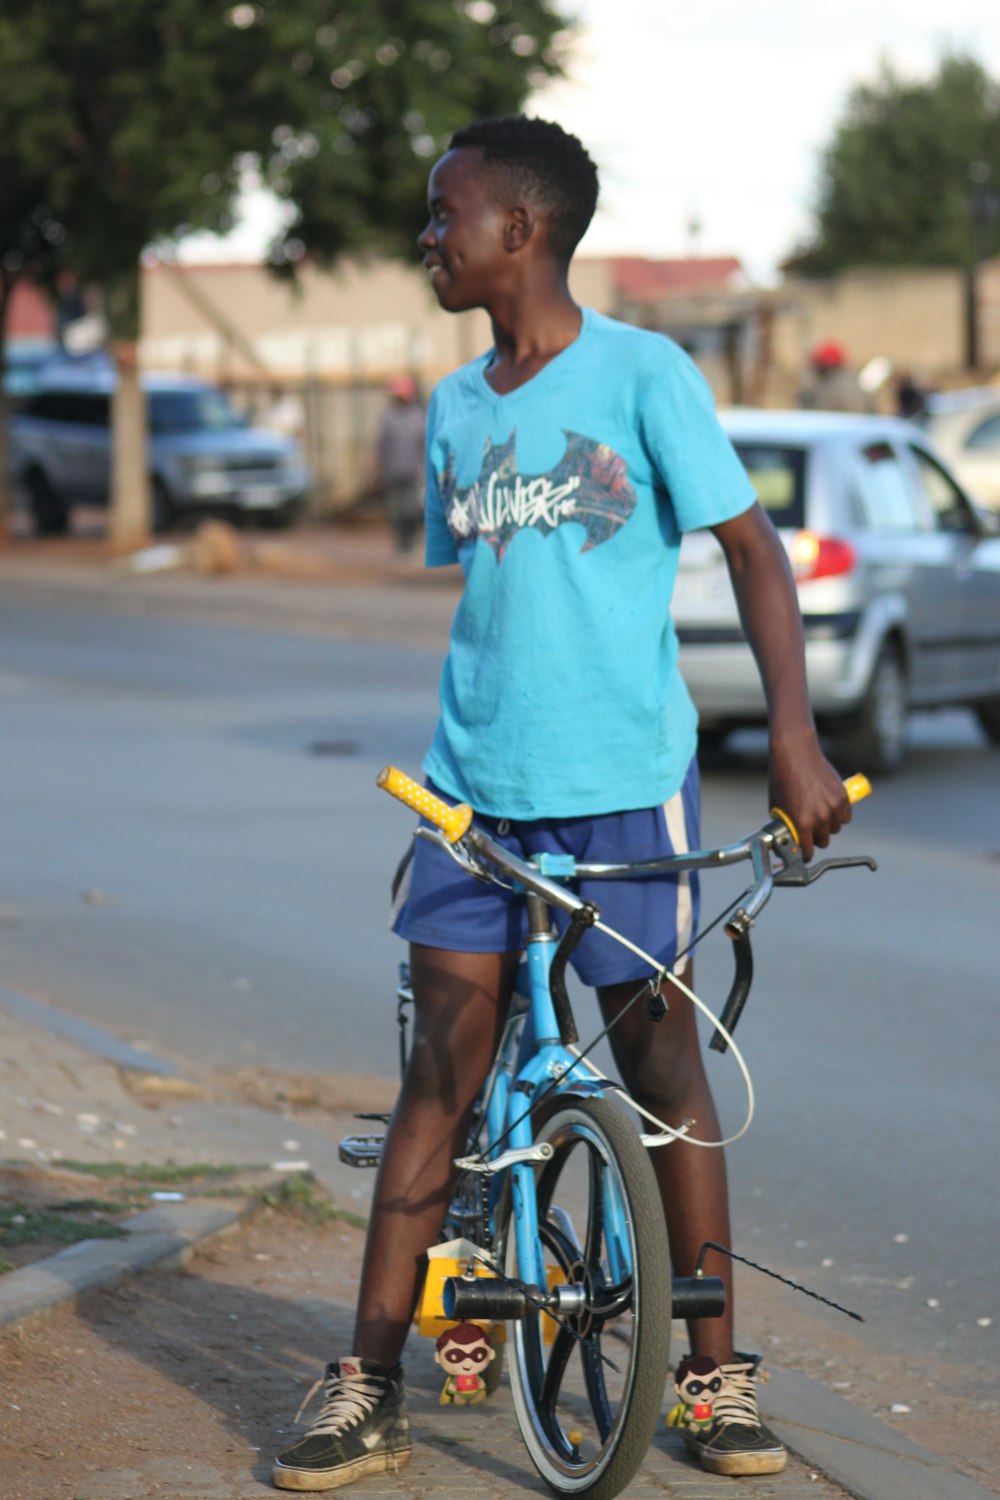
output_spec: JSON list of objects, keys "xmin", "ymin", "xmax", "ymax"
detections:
[
  {"xmin": 415, "ymin": 1239, "xmax": 563, "ymax": 1344},
  {"xmin": 414, "ymin": 1239, "xmax": 506, "ymax": 1341}
]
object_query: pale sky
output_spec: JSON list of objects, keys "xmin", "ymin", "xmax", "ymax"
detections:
[{"xmin": 179, "ymin": 0, "xmax": 1000, "ymax": 284}]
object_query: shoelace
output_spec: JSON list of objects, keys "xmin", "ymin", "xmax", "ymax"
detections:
[
  {"xmin": 295, "ymin": 1367, "xmax": 385, "ymax": 1437},
  {"xmin": 712, "ymin": 1362, "xmax": 765, "ymax": 1429}
]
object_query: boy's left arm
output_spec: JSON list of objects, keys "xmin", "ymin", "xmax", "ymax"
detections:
[{"xmin": 710, "ymin": 503, "xmax": 851, "ymax": 860}]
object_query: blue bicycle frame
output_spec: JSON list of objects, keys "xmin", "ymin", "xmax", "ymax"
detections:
[{"xmin": 478, "ymin": 879, "xmax": 633, "ymax": 1295}]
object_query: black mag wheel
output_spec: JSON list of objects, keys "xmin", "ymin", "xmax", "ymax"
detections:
[{"xmin": 501, "ymin": 1096, "xmax": 671, "ymax": 1500}]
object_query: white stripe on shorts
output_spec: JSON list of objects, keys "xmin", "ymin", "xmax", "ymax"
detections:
[{"xmin": 661, "ymin": 786, "xmax": 693, "ymax": 959}]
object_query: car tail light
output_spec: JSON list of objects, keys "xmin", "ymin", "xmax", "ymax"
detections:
[{"xmin": 791, "ymin": 530, "xmax": 856, "ymax": 583}]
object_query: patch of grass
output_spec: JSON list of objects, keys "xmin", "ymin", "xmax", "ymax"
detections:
[
  {"xmin": 52, "ymin": 1160, "xmax": 268, "ymax": 1184},
  {"xmin": 0, "ymin": 1204, "xmax": 129, "ymax": 1251},
  {"xmin": 263, "ymin": 1173, "xmax": 367, "ymax": 1230}
]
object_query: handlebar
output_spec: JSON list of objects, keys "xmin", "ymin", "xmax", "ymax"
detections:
[{"xmin": 377, "ymin": 766, "xmax": 876, "ymax": 1051}]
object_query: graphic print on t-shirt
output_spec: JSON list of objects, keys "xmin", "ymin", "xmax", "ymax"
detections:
[{"xmin": 439, "ymin": 430, "xmax": 637, "ymax": 562}]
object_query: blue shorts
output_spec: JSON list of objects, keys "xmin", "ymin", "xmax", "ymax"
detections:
[{"xmin": 390, "ymin": 758, "xmax": 701, "ymax": 987}]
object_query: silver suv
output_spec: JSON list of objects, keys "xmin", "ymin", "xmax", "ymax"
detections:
[
  {"xmin": 673, "ymin": 410, "xmax": 1000, "ymax": 771},
  {"xmin": 9, "ymin": 366, "xmax": 311, "ymax": 534}
]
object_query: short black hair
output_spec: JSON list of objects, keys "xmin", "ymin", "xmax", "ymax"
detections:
[{"xmin": 448, "ymin": 116, "xmax": 599, "ymax": 263}]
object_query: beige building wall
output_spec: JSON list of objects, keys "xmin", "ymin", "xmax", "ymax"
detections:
[
  {"xmin": 141, "ymin": 254, "xmax": 618, "ymax": 385},
  {"xmin": 771, "ymin": 267, "xmax": 969, "ymax": 400},
  {"xmin": 142, "ymin": 258, "xmax": 491, "ymax": 385}
]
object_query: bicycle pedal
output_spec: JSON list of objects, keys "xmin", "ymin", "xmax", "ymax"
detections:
[{"xmin": 339, "ymin": 1133, "xmax": 385, "ymax": 1168}]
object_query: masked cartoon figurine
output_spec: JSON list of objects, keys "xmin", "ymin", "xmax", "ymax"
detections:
[
  {"xmin": 665, "ymin": 1354, "xmax": 724, "ymax": 1433},
  {"xmin": 435, "ymin": 1323, "xmax": 496, "ymax": 1406}
]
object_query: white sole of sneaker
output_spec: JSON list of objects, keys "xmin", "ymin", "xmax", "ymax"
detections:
[
  {"xmin": 272, "ymin": 1447, "xmax": 413, "ymax": 1491},
  {"xmin": 700, "ymin": 1450, "xmax": 787, "ymax": 1477}
]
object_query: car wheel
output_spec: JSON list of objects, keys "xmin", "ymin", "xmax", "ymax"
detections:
[
  {"xmin": 152, "ymin": 478, "xmax": 177, "ymax": 535},
  {"xmin": 838, "ymin": 643, "xmax": 908, "ymax": 774},
  {"xmin": 26, "ymin": 469, "xmax": 70, "ymax": 536},
  {"xmin": 255, "ymin": 501, "xmax": 300, "ymax": 530},
  {"xmin": 973, "ymin": 696, "xmax": 1000, "ymax": 746}
]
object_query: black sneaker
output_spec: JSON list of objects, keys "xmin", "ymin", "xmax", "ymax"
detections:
[
  {"xmin": 678, "ymin": 1352, "xmax": 787, "ymax": 1476},
  {"xmin": 272, "ymin": 1356, "xmax": 411, "ymax": 1491}
]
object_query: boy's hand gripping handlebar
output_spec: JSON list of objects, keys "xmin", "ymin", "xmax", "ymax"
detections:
[{"xmin": 768, "ymin": 772, "xmax": 871, "ymax": 848}]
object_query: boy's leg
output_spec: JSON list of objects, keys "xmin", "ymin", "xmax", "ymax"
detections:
[
  {"xmin": 598, "ymin": 965, "xmax": 787, "ymax": 1476},
  {"xmin": 353, "ymin": 943, "xmax": 521, "ymax": 1362},
  {"xmin": 597, "ymin": 962, "xmax": 733, "ymax": 1365},
  {"xmin": 273, "ymin": 944, "xmax": 518, "ymax": 1491}
]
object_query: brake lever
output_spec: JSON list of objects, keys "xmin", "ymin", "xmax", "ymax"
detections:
[
  {"xmin": 414, "ymin": 826, "xmax": 494, "ymax": 884},
  {"xmin": 773, "ymin": 852, "xmax": 878, "ymax": 887}
]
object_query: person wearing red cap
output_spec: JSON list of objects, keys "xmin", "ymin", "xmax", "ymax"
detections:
[{"xmin": 798, "ymin": 341, "xmax": 867, "ymax": 412}]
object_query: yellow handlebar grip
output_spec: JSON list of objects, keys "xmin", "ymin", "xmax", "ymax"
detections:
[
  {"xmin": 770, "ymin": 773, "xmax": 872, "ymax": 845},
  {"xmin": 377, "ymin": 766, "xmax": 473, "ymax": 844}
]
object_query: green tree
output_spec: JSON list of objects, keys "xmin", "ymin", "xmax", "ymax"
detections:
[
  {"xmin": 0, "ymin": 0, "xmax": 569, "ymax": 548},
  {"xmin": 787, "ymin": 53, "xmax": 1000, "ymax": 275}
]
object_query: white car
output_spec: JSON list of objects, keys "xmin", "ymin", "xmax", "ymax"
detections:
[
  {"xmin": 673, "ymin": 410, "xmax": 1000, "ymax": 771},
  {"xmin": 919, "ymin": 387, "xmax": 1000, "ymax": 513}
]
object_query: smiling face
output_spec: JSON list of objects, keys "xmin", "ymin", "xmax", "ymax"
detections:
[{"xmin": 417, "ymin": 147, "xmax": 514, "ymax": 314}]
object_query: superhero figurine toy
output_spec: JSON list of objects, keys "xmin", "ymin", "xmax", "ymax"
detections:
[
  {"xmin": 665, "ymin": 1353, "xmax": 724, "ymax": 1433},
  {"xmin": 434, "ymin": 1323, "xmax": 496, "ymax": 1406}
]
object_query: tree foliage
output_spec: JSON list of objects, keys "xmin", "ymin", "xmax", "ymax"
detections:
[
  {"xmin": 0, "ymin": 0, "xmax": 570, "ymax": 324},
  {"xmin": 787, "ymin": 53, "xmax": 1000, "ymax": 274},
  {"xmin": 0, "ymin": 0, "xmax": 570, "ymax": 542}
]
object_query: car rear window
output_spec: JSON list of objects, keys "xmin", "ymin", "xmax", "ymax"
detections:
[{"xmin": 731, "ymin": 443, "xmax": 805, "ymax": 528}]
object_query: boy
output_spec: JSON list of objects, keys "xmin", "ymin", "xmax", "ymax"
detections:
[{"xmin": 272, "ymin": 116, "xmax": 850, "ymax": 1491}]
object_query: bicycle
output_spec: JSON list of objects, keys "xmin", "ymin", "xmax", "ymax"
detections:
[{"xmin": 341, "ymin": 766, "xmax": 875, "ymax": 1500}]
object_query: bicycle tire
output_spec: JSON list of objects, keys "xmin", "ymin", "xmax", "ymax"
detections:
[{"xmin": 500, "ymin": 1095, "xmax": 671, "ymax": 1500}]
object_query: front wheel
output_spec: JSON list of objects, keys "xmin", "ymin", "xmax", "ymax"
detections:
[{"xmin": 500, "ymin": 1096, "xmax": 671, "ymax": 1500}]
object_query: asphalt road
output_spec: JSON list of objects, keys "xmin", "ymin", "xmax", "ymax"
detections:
[{"xmin": 1, "ymin": 589, "xmax": 997, "ymax": 1390}]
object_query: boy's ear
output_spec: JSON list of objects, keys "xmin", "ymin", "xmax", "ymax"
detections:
[{"xmin": 504, "ymin": 205, "xmax": 535, "ymax": 253}]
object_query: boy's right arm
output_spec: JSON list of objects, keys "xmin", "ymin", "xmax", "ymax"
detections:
[{"xmin": 710, "ymin": 502, "xmax": 851, "ymax": 860}]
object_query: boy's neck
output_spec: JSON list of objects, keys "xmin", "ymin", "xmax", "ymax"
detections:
[{"xmin": 485, "ymin": 277, "xmax": 582, "ymax": 395}]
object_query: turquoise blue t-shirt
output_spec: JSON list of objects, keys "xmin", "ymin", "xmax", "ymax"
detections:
[{"xmin": 422, "ymin": 308, "xmax": 755, "ymax": 818}]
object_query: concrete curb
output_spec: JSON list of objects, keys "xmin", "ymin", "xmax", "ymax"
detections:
[
  {"xmin": 763, "ymin": 1366, "xmax": 997, "ymax": 1500},
  {"xmin": 0, "ymin": 1196, "xmax": 257, "ymax": 1336}
]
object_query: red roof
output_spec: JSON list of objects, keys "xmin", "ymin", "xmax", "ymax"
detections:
[{"xmin": 609, "ymin": 256, "xmax": 745, "ymax": 299}]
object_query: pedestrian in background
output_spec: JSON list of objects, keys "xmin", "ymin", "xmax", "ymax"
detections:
[
  {"xmin": 375, "ymin": 376, "xmax": 425, "ymax": 557},
  {"xmin": 798, "ymin": 341, "xmax": 868, "ymax": 413}
]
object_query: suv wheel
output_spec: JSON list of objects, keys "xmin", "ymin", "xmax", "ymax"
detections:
[
  {"xmin": 838, "ymin": 643, "xmax": 907, "ymax": 774},
  {"xmin": 974, "ymin": 696, "xmax": 1000, "ymax": 746},
  {"xmin": 152, "ymin": 478, "xmax": 177, "ymax": 535},
  {"xmin": 256, "ymin": 500, "xmax": 301, "ymax": 530},
  {"xmin": 26, "ymin": 469, "xmax": 70, "ymax": 536}
]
